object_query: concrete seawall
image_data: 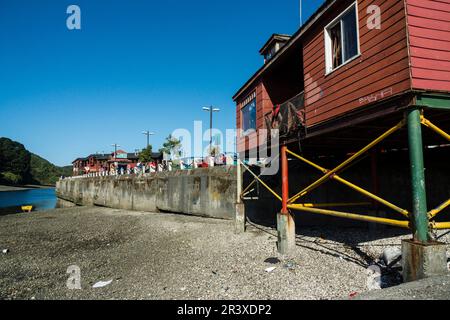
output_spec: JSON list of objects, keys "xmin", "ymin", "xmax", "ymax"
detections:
[{"xmin": 56, "ymin": 166, "xmax": 237, "ymax": 220}]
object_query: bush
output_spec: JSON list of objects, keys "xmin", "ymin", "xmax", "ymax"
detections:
[{"xmin": 1, "ymin": 172, "xmax": 22, "ymax": 185}]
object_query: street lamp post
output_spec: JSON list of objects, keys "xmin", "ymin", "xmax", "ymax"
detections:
[
  {"xmin": 142, "ymin": 131, "xmax": 155, "ymax": 149},
  {"xmin": 202, "ymin": 106, "xmax": 220, "ymax": 156}
]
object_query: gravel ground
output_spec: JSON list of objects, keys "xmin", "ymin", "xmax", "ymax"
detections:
[{"xmin": 0, "ymin": 206, "xmax": 449, "ymax": 300}]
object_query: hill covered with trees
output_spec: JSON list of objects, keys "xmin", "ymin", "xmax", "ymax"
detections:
[
  {"xmin": 29, "ymin": 153, "xmax": 72, "ymax": 185},
  {"xmin": 0, "ymin": 137, "xmax": 71, "ymax": 186}
]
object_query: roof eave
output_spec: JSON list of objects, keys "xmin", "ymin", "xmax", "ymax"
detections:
[
  {"xmin": 258, "ymin": 34, "xmax": 291, "ymax": 55},
  {"xmin": 232, "ymin": 0, "xmax": 335, "ymax": 102}
]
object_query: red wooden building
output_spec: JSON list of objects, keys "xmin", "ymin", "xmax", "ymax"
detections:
[
  {"xmin": 72, "ymin": 151, "xmax": 164, "ymax": 176},
  {"xmin": 72, "ymin": 157, "xmax": 88, "ymax": 176},
  {"xmin": 72, "ymin": 153, "xmax": 111, "ymax": 175},
  {"xmin": 233, "ymin": 0, "xmax": 450, "ymax": 155},
  {"xmin": 233, "ymin": 0, "xmax": 450, "ymax": 256}
]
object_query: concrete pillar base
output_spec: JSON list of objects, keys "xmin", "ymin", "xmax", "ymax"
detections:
[
  {"xmin": 234, "ymin": 203, "xmax": 246, "ymax": 234},
  {"xmin": 277, "ymin": 213, "xmax": 296, "ymax": 255},
  {"xmin": 402, "ymin": 240, "xmax": 448, "ymax": 283}
]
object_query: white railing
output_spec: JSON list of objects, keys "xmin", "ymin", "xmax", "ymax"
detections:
[{"xmin": 61, "ymin": 157, "xmax": 237, "ymax": 181}]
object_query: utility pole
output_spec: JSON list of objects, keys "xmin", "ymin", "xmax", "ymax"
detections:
[
  {"xmin": 111, "ymin": 143, "xmax": 120, "ymax": 158},
  {"xmin": 142, "ymin": 131, "xmax": 155, "ymax": 149},
  {"xmin": 202, "ymin": 106, "xmax": 220, "ymax": 156},
  {"xmin": 299, "ymin": 0, "xmax": 303, "ymax": 26}
]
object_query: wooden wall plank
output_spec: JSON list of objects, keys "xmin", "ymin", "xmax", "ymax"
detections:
[
  {"xmin": 407, "ymin": 0, "xmax": 450, "ymax": 92},
  {"xmin": 303, "ymin": 0, "xmax": 411, "ymax": 126}
]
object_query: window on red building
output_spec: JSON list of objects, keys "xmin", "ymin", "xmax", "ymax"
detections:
[
  {"xmin": 325, "ymin": 2, "xmax": 359, "ymax": 73},
  {"xmin": 241, "ymin": 98, "xmax": 256, "ymax": 134}
]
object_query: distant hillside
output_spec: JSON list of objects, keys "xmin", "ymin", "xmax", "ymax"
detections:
[
  {"xmin": 0, "ymin": 137, "xmax": 71, "ymax": 186},
  {"xmin": 30, "ymin": 154, "xmax": 72, "ymax": 186}
]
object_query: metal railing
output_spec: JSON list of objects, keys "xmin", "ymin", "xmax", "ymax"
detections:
[
  {"xmin": 239, "ymin": 113, "xmax": 450, "ymax": 230},
  {"xmin": 62, "ymin": 156, "xmax": 238, "ymax": 181}
]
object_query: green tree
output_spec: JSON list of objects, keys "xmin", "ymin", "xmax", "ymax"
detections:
[
  {"xmin": 139, "ymin": 145, "xmax": 153, "ymax": 163},
  {"xmin": 159, "ymin": 135, "xmax": 182, "ymax": 159},
  {"xmin": 1, "ymin": 172, "xmax": 22, "ymax": 185},
  {"xmin": 0, "ymin": 137, "xmax": 72, "ymax": 186},
  {"xmin": 0, "ymin": 137, "xmax": 31, "ymax": 184},
  {"xmin": 29, "ymin": 154, "xmax": 72, "ymax": 185}
]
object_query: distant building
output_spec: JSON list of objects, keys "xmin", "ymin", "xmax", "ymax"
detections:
[
  {"xmin": 71, "ymin": 150, "xmax": 163, "ymax": 176},
  {"xmin": 108, "ymin": 150, "xmax": 135, "ymax": 173},
  {"xmin": 87, "ymin": 153, "xmax": 110, "ymax": 173},
  {"xmin": 72, "ymin": 157, "xmax": 88, "ymax": 176}
]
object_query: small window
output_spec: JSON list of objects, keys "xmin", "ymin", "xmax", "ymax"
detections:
[
  {"xmin": 264, "ymin": 46, "xmax": 276, "ymax": 62},
  {"xmin": 325, "ymin": 3, "xmax": 359, "ymax": 73},
  {"xmin": 241, "ymin": 98, "xmax": 256, "ymax": 134}
]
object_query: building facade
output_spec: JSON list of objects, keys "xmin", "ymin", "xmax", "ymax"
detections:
[
  {"xmin": 233, "ymin": 0, "xmax": 450, "ymax": 155},
  {"xmin": 72, "ymin": 151, "xmax": 163, "ymax": 176}
]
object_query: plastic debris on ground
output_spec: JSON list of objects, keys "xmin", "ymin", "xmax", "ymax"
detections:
[
  {"xmin": 265, "ymin": 267, "xmax": 276, "ymax": 273},
  {"xmin": 381, "ymin": 247, "xmax": 402, "ymax": 267},
  {"xmin": 284, "ymin": 261, "xmax": 296, "ymax": 270},
  {"xmin": 92, "ymin": 280, "xmax": 113, "ymax": 288}
]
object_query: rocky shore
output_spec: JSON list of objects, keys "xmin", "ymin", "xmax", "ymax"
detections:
[
  {"xmin": 0, "ymin": 206, "xmax": 448, "ymax": 300},
  {"xmin": 0, "ymin": 185, "xmax": 31, "ymax": 192},
  {"xmin": 0, "ymin": 185, "xmax": 52, "ymax": 192}
]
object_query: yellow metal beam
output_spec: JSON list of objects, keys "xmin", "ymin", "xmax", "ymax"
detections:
[
  {"xmin": 286, "ymin": 149, "xmax": 410, "ymax": 218},
  {"xmin": 288, "ymin": 120, "xmax": 405, "ymax": 204},
  {"xmin": 420, "ymin": 117, "xmax": 450, "ymax": 225},
  {"xmin": 421, "ymin": 118, "xmax": 450, "ymax": 142},
  {"xmin": 240, "ymin": 154, "xmax": 280, "ymax": 199},
  {"xmin": 295, "ymin": 202, "xmax": 371, "ymax": 208},
  {"xmin": 431, "ymin": 222, "xmax": 450, "ymax": 230},
  {"xmin": 429, "ymin": 198, "xmax": 450, "ymax": 220},
  {"xmin": 332, "ymin": 176, "xmax": 410, "ymax": 218},
  {"xmin": 239, "ymin": 161, "xmax": 282, "ymax": 202},
  {"xmin": 286, "ymin": 149, "xmax": 327, "ymax": 174},
  {"xmin": 288, "ymin": 204, "xmax": 410, "ymax": 229},
  {"xmin": 241, "ymin": 180, "xmax": 256, "ymax": 198}
]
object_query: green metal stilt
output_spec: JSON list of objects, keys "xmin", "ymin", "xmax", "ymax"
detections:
[{"xmin": 407, "ymin": 108, "xmax": 429, "ymax": 243}]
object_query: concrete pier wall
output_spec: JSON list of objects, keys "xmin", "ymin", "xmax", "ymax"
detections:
[
  {"xmin": 57, "ymin": 148, "xmax": 450, "ymax": 226},
  {"xmin": 56, "ymin": 166, "xmax": 237, "ymax": 220}
]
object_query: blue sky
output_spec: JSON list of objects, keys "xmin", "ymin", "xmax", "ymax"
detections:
[{"xmin": 0, "ymin": 0, "xmax": 325, "ymax": 166}]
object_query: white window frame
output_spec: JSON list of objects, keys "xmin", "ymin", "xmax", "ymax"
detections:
[{"xmin": 324, "ymin": 1, "xmax": 361, "ymax": 75}]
